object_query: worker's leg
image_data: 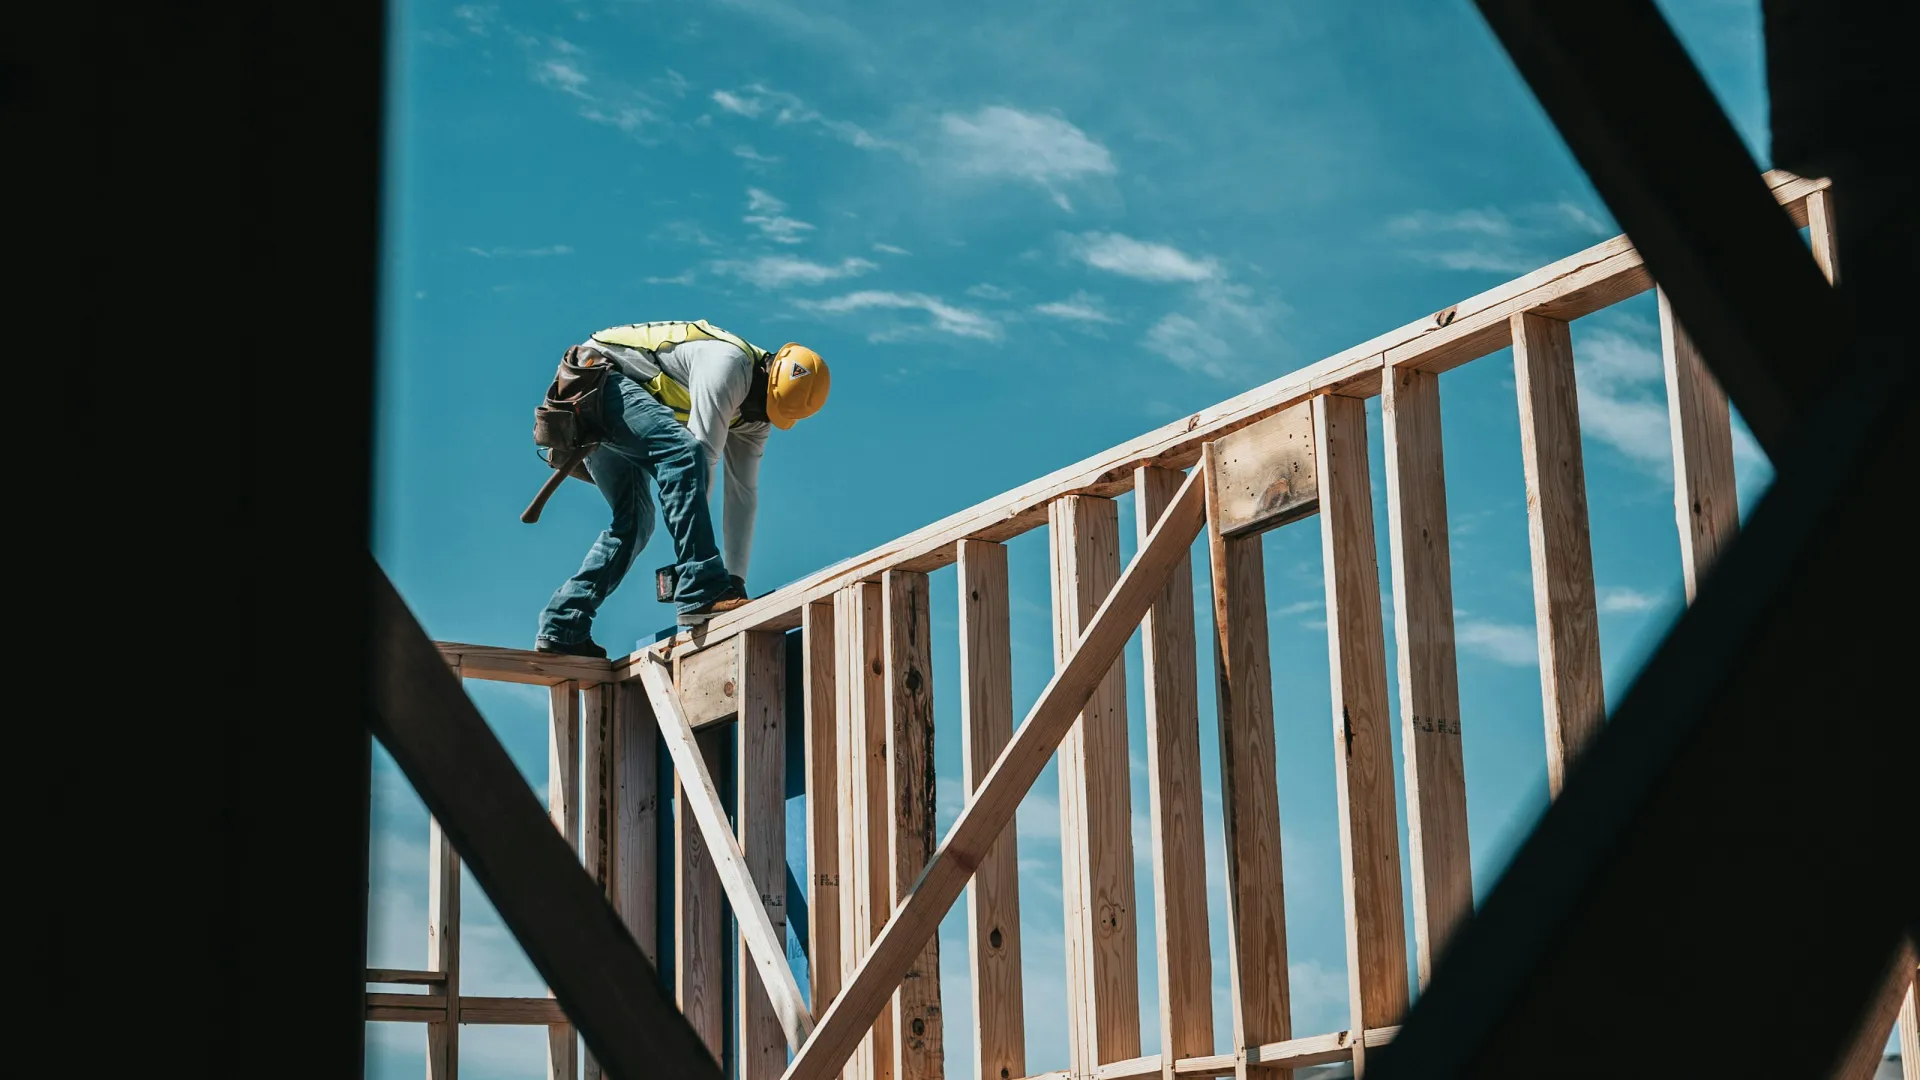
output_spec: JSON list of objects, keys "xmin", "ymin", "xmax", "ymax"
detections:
[
  {"xmin": 618, "ymin": 382, "xmax": 730, "ymax": 613},
  {"xmin": 535, "ymin": 439, "xmax": 653, "ymax": 647}
]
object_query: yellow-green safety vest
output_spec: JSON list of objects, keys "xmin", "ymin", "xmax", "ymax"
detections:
[{"xmin": 590, "ymin": 320, "xmax": 770, "ymax": 427}]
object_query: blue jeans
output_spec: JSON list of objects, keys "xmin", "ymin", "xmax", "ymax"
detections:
[{"xmin": 537, "ymin": 368, "xmax": 729, "ymax": 644}]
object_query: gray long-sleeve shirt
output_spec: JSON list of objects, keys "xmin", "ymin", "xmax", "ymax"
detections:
[{"xmin": 583, "ymin": 337, "xmax": 769, "ymax": 581}]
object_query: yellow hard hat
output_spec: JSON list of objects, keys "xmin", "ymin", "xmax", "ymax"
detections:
[{"xmin": 766, "ymin": 343, "xmax": 829, "ymax": 429}]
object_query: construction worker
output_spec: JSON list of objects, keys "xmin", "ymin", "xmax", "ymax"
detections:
[{"xmin": 535, "ymin": 320, "xmax": 830, "ymax": 657}]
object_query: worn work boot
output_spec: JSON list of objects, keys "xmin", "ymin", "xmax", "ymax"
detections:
[
  {"xmin": 677, "ymin": 595, "xmax": 751, "ymax": 626},
  {"xmin": 535, "ymin": 636, "xmax": 609, "ymax": 659}
]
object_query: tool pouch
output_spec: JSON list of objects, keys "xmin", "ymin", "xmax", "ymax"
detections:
[
  {"xmin": 655, "ymin": 565, "xmax": 674, "ymax": 603},
  {"xmin": 533, "ymin": 345, "xmax": 610, "ymax": 482}
]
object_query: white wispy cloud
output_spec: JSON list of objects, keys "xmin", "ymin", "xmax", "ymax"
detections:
[
  {"xmin": 967, "ymin": 283, "xmax": 1015, "ymax": 301},
  {"xmin": 1455, "ymin": 614, "xmax": 1539, "ymax": 666},
  {"xmin": 741, "ymin": 188, "xmax": 815, "ymax": 244},
  {"xmin": 712, "ymin": 89, "xmax": 761, "ymax": 117},
  {"xmin": 1069, "ymin": 232, "xmax": 1220, "ymax": 282},
  {"xmin": 873, "ymin": 243, "xmax": 910, "ymax": 256},
  {"xmin": 536, "ymin": 59, "xmax": 591, "ymax": 97},
  {"xmin": 579, "ymin": 105, "xmax": 654, "ymax": 133},
  {"xmin": 1571, "ymin": 323, "xmax": 1676, "ymax": 477},
  {"xmin": 734, "ymin": 144, "xmax": 781, "ymax": 164},
  {"xmin": 464, "ymin": 23, "xmax": 662, "ymax": 138},
  {"xmin": 798, "ymin": 290, "xmax": 1001, "ymax": 341},
  {"xmin": 938, "ymin": 106, "xmax": 1114, "ymax": 210},
  {"xmin": 1067, "ymin": 232, "xmax": 1281, "ymax": 379},
  {"xmin": 710, "ymin": 254, "xmax": 876, "ymax": 289},
  {"xmin": 452, "ymin": 4, "xmax": 496, "ymax": 34},
  {"xmin": 1146, "ymin": 314, "xmax": 1235, "ymax": 379},
  {"xmin": 1598, "ymin": 585, "xmax": 1663, "ymax": 614},
  {"xmin": 710, "ymin": 83, "xmax": 899, "ymax": 152},
  {"xmin": 1144, "ymin": 279, "xmax": 1286, "ymax": 380},
  {"xmin": 1385, "ymin": 199, "xmax": 1615, "ymax": 274},
  {"xmin": 1032, "ymin": 290, "xmax": 1116, "ymax": 324},
  {"xmin": 464, "ymin": 244, "xmax": 573, "ymax": 258}
]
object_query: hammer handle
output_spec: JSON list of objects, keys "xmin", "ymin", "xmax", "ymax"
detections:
[{"xmin": 521, "ymin": 448, "xmax": 586, "ymax": 524}]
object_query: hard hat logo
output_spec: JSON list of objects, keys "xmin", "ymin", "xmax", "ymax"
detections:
[{"xmin": 766, "ymin": 343, "xmax": 829, "ymax": 430}]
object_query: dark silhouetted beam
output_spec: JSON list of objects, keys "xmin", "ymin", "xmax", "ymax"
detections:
[
  {"xmin": 1467, "ymin": 0, "xmax": 1842, "ymax": 462},
  {"xmin": 368, "ymin": 558, "xmax": 722, "ymax": 1080}
]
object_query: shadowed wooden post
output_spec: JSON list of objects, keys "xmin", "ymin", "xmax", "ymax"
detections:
[
  {"xmin": 1202, "ymin": 444, "xmax": 1292, "ymax": 1080},
  {"xmin": 1314, "ymin": 395, "xmax": 1410, "ymax": 1075},
  {"xmin": 550, "ymin": 681, "xmax": 582, "ymax": 1080},
  {"xmin": 1658, "ymin": 289, "xmax": 1740, "ymax": 603},
  {"xmin": 885, "ymin": 571, "xmax": 944, "ymax": 1080},
  {"xmin": 583, "ymin": 683, "xmax": 616, "ymax": 1080},
  {"xmin": 638, "ymin": 659, "xmax": 814, "ymax": 1053},
  {"xmin": 427, "ymin": 812, "xmax": 461, "ymax": 1080},
  {"xmin": 1049, "ymin": 495, "xmax": 1143, "ymax": 1076},
  {"xmin": 615, "ymin": 683, "xmax": 659, "ymax": 968},
  {"xmin": 838, "ymin": 582, "xmax": 893, "ymax": 1080},
  {"xmin": 803, "ymin": 602, "xmax": 843, "ymax": 1022},
  {"xmin": 1380, "ymin": 369, "xmax": 1472, "ymax": 988},
  {"xmin": 1134, "ymin": 465, "xmax": 1214, "ymax": 1079},
  {"xmin": 677, "ymin": 724, "xmax": 727, "ymax": 1066},
  {"xmin": 1901, "ymin": 966, "xmax": 1919, "ymax": 1080},
  {"xmin": 740, "ymin": 633, "xmax": 791, "ymax": 1080},
  {"xmin": 1512, "ymin": 312, "xmax": 1605, "ymax": 794},
  {"xmin": 957, "ymin": 540, "xmax": 1025, "ymax": 1080},
  {"xmin": 1834, "ymin": 939, "xmax": 1917, "ymax": 1080}
]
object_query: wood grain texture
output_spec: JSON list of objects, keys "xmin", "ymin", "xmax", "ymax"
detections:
[
  {"xmin": 1313, "ymin": 395, "xmax": 1410, "ymax": 1073},
  {"xmin": 437, "ymin": 642, "xmax": 614, "ymax": 686},
  {"xmin": 1202, "ymin": 444, "xmax": 1292, "ymax": 1080},
  {"xmin": 1205, "ymin": 404, "xmax": 1318, "ymax": 537},
  {"xmin": 368, "ymin": 967, "xmax": 447, "ymax": 985},
  {"xmin": 615, "ymin": 684, "xmax": 659, "ymax": 967},
  {"xmin": 1049, "ymin": 496, "xmax": 1142, "ymax": 1072},
  {"xmin": 740, "ymin": 632, "xmax": 792, "ymax": 1080},
  {"xmin": 838, "ymin": 582, "xmax": 894, "ymax": 1080},
  {"xmin": 783, "ymin": 469, "xmax": 1206, "ymax": 1080},
  {"xmin": 583, "ymin": 683, "xmax": 616, "ymax": 1080},
  {"xmin": 1900, "ymin": 961, "xmax": 1919, "ymax": 1080},
  {"xmin": 1511, "ymin": 312, "xmax": 1605, "ymax": 795},
  {"xmin": 1379, "ymin": 369, "xmax": 1471, "ymax": 989},
  {"xmin": 803, "ymin": 602, "xmax": 843, "ymax": 1018},
  {"xmin": 611, "ymin": 171, "xmax": 1824, "ymax": 665},
  {"xmin": 460, "ymin": 997, "xmax": 571, "ymax": 1025},
  {"xmin": 1834, "ymin": 938, "xmax": 1917, "ymax": 1080},
  {"xmin": 549, "ymin": 682, "xmax": 582, "ymax": 1080},
  {"xmin": 677, "ymin": 724, "xmax": 727, "ymax": 1065},
  {"xmin": 885, "ymin": 572, "xmax": 945, "ymax": 1080},
  {"xmin": 1134, "ymin": 466, "xmax": 1214, "ymax": 1074},
  {"xmin": 1658, "ymin": 288, "xmax": 1740, "ymax": 604},
  {"xmin": 677, "ymin": 637, "xmax": 742, "ymax": 728},
  {"xmin": 833, "ymin": 586, "xmax": 870, "ymax": 1080},
  {"xmin": 1806, "ymin": 187, "xmax": 1839, "ymax": 286},
  {"xmin": 957, "ymin": 540, "xmax": 1026, "ymax": 1080},
  {"xmin": 428, "ymin": 815, "xmax": 462, "ymax": 1080},
  {"xmin": 640, "ymin": 659, "xmax": 815, "ymax": 1052},
  {"xmin": 549, "ymin": 1025, "xmax": 578, "ymax": 1080}
]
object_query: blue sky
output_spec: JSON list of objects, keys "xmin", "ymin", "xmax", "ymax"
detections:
[{"xmin": 365, "ymin": 1, "xmax": 1869, "ymax": 1076}]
